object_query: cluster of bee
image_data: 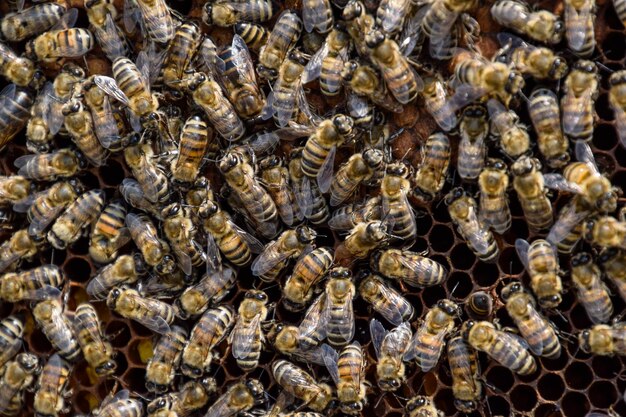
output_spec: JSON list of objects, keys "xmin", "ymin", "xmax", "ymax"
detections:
[{"xmin": 0, "ymin": 0, "xmax": 626, "ymax": 415}]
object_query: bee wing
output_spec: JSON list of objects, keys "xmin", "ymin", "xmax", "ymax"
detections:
[
  {"xmin": 231, "ymin": 221, "xmax": 264, "ymax": 254},
  {"xmin": 447, "ymin": 338, "xmax": 478, "ymax": 392},
  {"xmin": 514, "ymin": 238, "xmax": 531, "ymax": 270},
  {"xmin": 230, "ymin": 34, "xmax": 257, "ymax": 83},
  {"xmin": 173, "ymin": 247, "xmax": 193, "ymax": 276},
  {"xmin": 46, "ymin": 98, "xmax": 66, "ymax": 136},
  {"xmin": 250, "ymin": 240, "xmax": 291, "ymax": 276},
  {"xmin": 443, "ymin": 84, "xmax": 487, "ymax": 122},
  {"xmin": 543, "ymin": 173, "xmax": 583, "ymax": 194},
  {"xmin": 498, "ymin": 329, "xmax": 531, "ymax": 353},
  {"xmin": 325, "ymin": 291, "xmax": 355, "ymax": 344},
  {"xmin": 133, "ymin": 297, "xmax": 172, "ymax": 335},
  {"xmin": 72, "ymin": 307, "xmax": 103, "ymax": 347},
  {"xmin": 205, "ymin": 233, "xmax": 222, "ymax": 274},
  {"xmin": 302, "ymin": 0, "xmax": 330, "ymax": 33},
  {"xmin": 99, "ymin": 13, "xmax": 127, "ymax": 59},
  {"xmin": 565, "ymin": 3, "xmax": 593, "ymax": 51},
  {"xmin": 13, "ymin": 190, "xmax": 46, "ymax": 213},
  {"xmin": 294, "ymin": 177, "xmax": 314, "ymax": 219},
  {"xmin": 577, "ymin": 279, "xmax": 612, "ymax": 324},
  {"xmin": 51, "ymin": 8, "xmax": 78, "ymax": 30},
  {"xmin": 260, "ymin": 90, "xmax": 275, "ymax": 121},
  {"xmin": 231, "ymin": 313, "xmax": 262, "ymax": 359},
  {"xmin": 86, "ymin": 272, "xmax": 110, "ymax": 300},
  {"xmin": 547, "ymin": 202, "xmax": 590, "ymax": 244},
  {"xmin": 405, "ymin": 325, "xmax": 446, "ymax": 371},
  {"xmin": 514, "ymin": 306, "xmax": 546, "ymax": 356},
  {"xmin": 302, "ymin": 41, "xmax": 329, "ymax": 84},
  {"xmin": 123, "ymin": 0, "xmax": 141, "ymax": 33},
  {"xmin": 429, "ymin": 22, "xmax": 458, "ymax": 60},
  {"xmin": 0, "ymin": 383, "xmax": 21, "ymax": 414},
  {"xmin": 298, "ymin": 293, "xmax": 328, "ymax": 345},
  {"xmin": 613, "ymin": 102, "xmax": 626, "ymax": 149},
  {"xmin": 373, "ymin": 284, "xmax": 410, "ymax": 326},
  {"xmin": 29, "ymin": 205, "xmax": 65, "ymax": 236},
  {"xmin": 247, "ymin": 131, "xmax": 280, "ymax": 155},
  {"xmin": 347, "ymin": 92, "xmax": 371, "ymax": 121},
  {"xmin": 385, "ymin": 322, "xmax": 412, "ymax": 357},
  {"xmin": 399, "ymin": 7, "xmax": 426, "ymax": 56},
  {"xmin": 322, "ymin": 343, "xmax": 341, "ymax": 385},
  {"xmin": 317, "ymin": 145, "xmax": 336, "ymax": 193},
  {"xmin": 496, "ymin": 32, "xmax": 529, "ymax": 50},
  {"xmin": 486, "ymin": 98, "xmax": 509, "ymax": 134},
  {"xmin": 563, "ymin": 91, "xmax": 595, "ymax": 138},
  {"xmin": 205, "ymin": 389, "xmax": 242, "ymax": 417},
  {"xmin": 575, "ymin": 140, "xmax": 600, "ymax": 174},
  {"xmin": 298, "ymin": 343, "xmax": 336, "ymax": 366},
  {"xmin": 138, "ymin": 165, "xmax": 166, "ymax": 204},
  {"xmin": 126, "ymin": 213, "xmax": 161, "ymax": 248},
  {"xmin": 14, "ymin": 153, "xmax": 35, "ymax": 169},
  {"xmin": 370, "ymin": 318, "xmax": 388, "ymax": 359},
  {"xmin": 94, "ymin": 96, "xmax": 122, "ymax": 150},
  {"xmin": 94, "ymin": 76, "xmax": 131, "ymax": 106}
]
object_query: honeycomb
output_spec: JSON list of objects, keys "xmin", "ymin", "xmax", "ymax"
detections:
[{"xmin": 1, "ymin": 0, "xmax": 626, "ymax": 416}]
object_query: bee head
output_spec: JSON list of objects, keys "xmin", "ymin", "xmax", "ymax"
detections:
[
  {"xmin": 365, "ymin": 30, "xmax": 385, "ymax": 48},
  {"xmin": 454, "ymin": 399, "xmax": 478, "ymax": 413},
  {"xmin": 548, "ymin": 57, "xmax": 568, "ymax": 79},
  {"xmin": 386, "ymin": 161, "xmax": 409, "ymax": 178},
  {"xmin": 552, "ymin": 20, "xmax": 565, "ymax": 42},
  {"xmin": 147, "ymin": 397, "xmax": 170, "ymax": 414},
  {"xmin": 501, "ymin": 281, "xmax": 523, "ymax": 302},
  {"xmin": 573, "ymin": 59, "xmax": 597, "ymax": 74},
  {"xmin": 146, "ymin": 381, "xmax": 169, "ymax": 393},
  {"xmin": 406, "ymin": 396, "xmax": 428, "ymax": 411},
  {"xmin": 571, "ymin": 252, "xmax": 592, "ymax": 267},
  {"xmin": 245, "ymin": 290, "xmax": 268, "ymax": 303},
  {"xmin": 330, "ymin": 267, "xmax": 351, "ymax": 279},
  {"xmin": 583, "ymin": 219, "xmax": 597, "ymax": 241},
  {"xmin": 363, "ymin": 148, "xmax": 384, "ymax": 168},
  {"xmin": 460, "ymin": 320, "xmax": 475, "ymax": 340},
  {"xmin": 162, "ymin": 203, "xmax": 181, "ymax": 219},
  {"xmin": 609, "ymin": 70, "xmax": 626, "ymax": 86},
  {"xmin": 505, "ymin": 70, "xmax": 524, "ymax": 94},
  {"xmin": 486, "ymin": 158, "xmax": 506, "ymax": 171},
  {"xmin": 244, "ymin": 379, "xmax": 266, "ymax": 403},
  {"xmin": 296, "ymin": 225, "xmax": 317, "ymax": 244},
  {"xmin": 437, "ymin": 299, "xmax": 459, "ymax": 316},
  {"xmin": 379, "ymin": 378, "xmax": 401, "ymax": 391},
  {"xmin": 341, "ymin": 60, "xmax": 359, "ymax": 81},
  {"xmin": 511, "ymin": 156, "xmax": 535, "ymax": 176},
  {"xmin": 597, "ymin": 191, "xmax": 618, "ymax": 213},
  {"xmin": 218, "ymin": 151, "xmax": 240, "ymax": 173},
  {"xmin": 202, "ymin": 3, "xmax": 214, "ymax": 25},
  {"xmin": 444, "ymin": 187, "xmax": 465, "ymax": 205},
  {"xmin": 342, "ymin": 0, "xmax": 363, "ymax": 20},
  {"xmin": 62, "ymin": 63, "xmax": 86, "ymax": 78},
  {"xmin": 198, "ymin": 201, "xmax": 219, "ymax": 219},
  {"xmin": 17, "ymin": 353, "xmax": 40, "ymax": 373},
  {"xmin": 260, "ymin": 155, "xmax": 281, "ymax": 170},
  {"xmin": 155, "ymin": 255, "xmax": 176, "ymax": 275},
  {"xmin": 95, "ymin": 360, "xmax": 117, "ymax": 375},
  {"xmin": 578, "ymin": 329, "xmax": 592, "ymax": 352},
  {"xmin": 106, "ymin": 287, "xmax": 122, "ymax": 309},
  {"xmin": 597, "ymin": 248, "xmax": 618, "ymax": 264},
  {"xmin": 332, "ymin": 114, "xmax": 354, "ymax": 135}
]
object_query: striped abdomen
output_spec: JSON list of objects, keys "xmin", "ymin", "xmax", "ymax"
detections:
[
  {"xmin": 136, "ymin": 0, "xmax": 174, "ymax": 43},
  {"xmin": 35, "ymin": 301, "xmax": 81, "ymax": 361},
  {"xmin": 65, "ymin": 110, "xmax": 108, "ymax": 166},
  {"xmin": 458, "ymin": 137, "xmax": 485, "ymax": 180},
  {"xmin": 147, "ymin": 326, "xmax": 187, "ymax": 391},
  {"xmin": 59, "ymin": 189, "xmax": 105, "ymax": 227},
  {"xmin": 448, "ymin": 336, "xmax": 481, "ymax": 404},
  {"xmin": 337, "ymin": 343, "xmax": 363, "ymax": 389},
  {"xmin": 562, "ymin": 96, "xmax": 594, "ymax": 141},
  {"xmin": 528, "ymin": 90, "xmax": 568, "ymax": 167},
  {"xmin": 422, "ymin": 1, "xmax": 457, "ymax": 37},
  {"xmin": 528, "ymin": 240, "xmax": 558, "ymax": 274},
  {"xmin": 383, "ymin": 195, "xmax": 417, "ymax": 244},
  {"xmin": 490, "ymin": 0, "xmax": 530, "ymax": 32},
  {"xmin": 46, "ymin": 28, "xmax": 94, "ymax": 59},
  {"xmin": 0, "ymin": 87, "xmax": 33, "ymax": 149},
  {"xmin": 259, "ymin": 12, "xmax": 302, "ymax": 72},
  {"xmin": 320, "ymin": 55, "xmax": 344, "ymax": 96},
  {"xmin": 0, "ymin": 316, "xmax": 24, "ymax": 367},
  {"xmin": 235, "ymin": 182, "xmax": 278, "ymax": 239},
  {"xmin": 327, "ymin": 301, "xmax": 354, "ymax": 346},
  {"xmin": 565, "ymin": 2, "xmax": 595, "ymax": 57},
  {"xmin": 27, "ymin": 264, "xmax": 64, "ymax": 290},
  {"xmin": 522, "ymin": 309, "xmax": 561, "ymax": 358},
  {"xmin": 172, "ymin": 116, "xmax": 209, "ymax": 183},
  {"xmin": 218, "ymin": 227, "xmax": 253, "ymax": 266},
  {"xmin": 484, "ymin": 331, "xmax": 536, "ymax": 374},
  {"xmin": 306, "ymin": 181, "xmax": 329, "ymax": 225},
  {"xmin": 93, "ymin": 201, "xmax": 126, "ymax": 241},
  {"xmin": 163, "ymin": 23, "xmax": 201, "ymax": 87},
  {"xmin": 479, "ymin": 193, "xmax": 511, "ymax": 234},
  {"xmin": 112, "ymin": 58, "xmax": 150, "ymax": 105},
  {"xmin": 93, "ymin": 15, "xmax": 130, "ymax": 60},
  {"xmin": 520, "ymin": 194, "xmax": 553, "ymax": 232},
  {"xmin": 34, "ymin": 354, "xmax": 71, "ymax": 416},
  {"xmin": 1, "ymin": 3, "xmax": 65, "ymax": 42},
  {"xmin": 235, "ymin": 23, "xmax": 269, "ymax": 52},
  {"xmin": 381, "ymin": 58, "xmax": 417, "ymax": 105}
]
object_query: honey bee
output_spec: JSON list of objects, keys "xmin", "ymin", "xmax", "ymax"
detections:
[
  {"xmin": 26, "ymin": 83, "xmax": 58, "ymax": 153},
  {"xmin": 561, "ymin": 60, "xmax": 599, "ymax": 142},
  {"xmin": 564, "ymin": 0, "xmax": 596, "ymax": 56},
  {"xmin": 124, "ymin": 144, "xmax": 169, "ymax": 204},
  {"xmin": 0, "ymin": 264, "xmax": 63, "ymax": 303},
  {"xmin": 330, "ymin": 149, "xmax": 384, "ymax": 207},
  {"xmin": 85, "ymin": 0, "xmax": 129, "ymax": 61},
  {"xmin": 0, "ymin": 229, "xmax": 40, "ymax": 273},
  {"xmin": 272, "ymin": 360, "xmax": 332, "ymax": 412},
  {"xmin": 107, "ymin": 286, "xmax": 177, "ymax": 335},
  {"xmin": 478, "ymin": 158, "xmax": 511, "ymax": 234},
  {"xmin": 1, "ymin": 3, "xmax": 66, "ymax": 42},
  {"xmin": 91, "ymin": 389, "xmax": 143, "ymax": 417},
  {"xmin": 0, "ymin": 315, "xmax": 24, "ymax": 370},
  {"xmin": 0, "ymin": 43, "xmax": 43, "ymax": 89},
  {"xmin": 218, "ymin": 147, "xmax": 279, "ymax": 238},
  {"xmin": 609, "ymin": 70, "xmax": 626, "ymax": 148},
  {"xmin": 528, "ymin": 88, "xmax": 570, "ymax": 168},
  {"xmin": 0, "ymin": 176, "xmax": 30, "ymax": 207},
  {"xmin": 162, "ymin": 22, "xmax": 201, "ymax": 89},
  {"xmin": 369, "ymin": 320, "xmax": 412, "ymax": 391},
  {"xmin": 289, "ymin": 147, "xmax": 330, "ymax": 226},
  {"xmin": 570, "ymin": 252, "xmax": 613, "ymax": 324},
  {"xmin": 89, "ymin": 201, "xmax": 130, "ymax": 264},
  {"xmin": 405, "ymin": 396, "xmax": 444, "ymax": 417},
  {"xmin": 421, "ymin": 75, "xmax": 457, "ymax": 132},
  {"xmin": 181, "ymin": 305, "xmax": 235, "ymax": 378},
  {"xmin": 118, "ymin": 179, "xmax": 160, "ymax": 220},
  {"xmin": 257, "ymin": 11, "xmax": 302, "ymax": 80},
  {"xmin": 328, "ymin": 196, "xmax": 382, "ymax": 231},
  {"xmin": 202, "ymin": 0, "xmax": 274, "ymax": 27},
  {"xmin": 370, "ymin": 248, "xmax": 448, "ymax": 289},
  {"xmin": 229, "ymin": 290, "xmax": 269, "ymax": 370},
  {"xmin": 343, "ymin": 220, "xmax": 390, "ymax": 259},
  {"xmin": 404, "ymin": 299, "xmax": 458, "ymax": 371},
  {"xmin": 47, "ymin": 189, "xmax": 105, "ymax": 250},
  {"xmin": 283, "ymin": 247, "xmax": 334, "ymax": 311},
  {"xmin": 204, "ymin": 379, "xmax": 265, "ymax": 417},
  {"xmin": 487, "ymin": 98, "xmax": 530, "ymax": 159},
  {"xmin": 376, "ymin": 0, "xmax": 412, "ymax": 35},
  {"xmin": 515, "ymin": 238, "xmax": 562, "ymax": 308},
  {"xmin": 510, "ymin": 156, "xmax": 553, "ymax": 232},
  {"xmin": 62, "ymin": 97, "xmax": 109, "ymax": 167},
  {"xmin": 147, "ymin": 379, "xmax": 217, "ymax": 417},
  {"xmin": 33, "ymin": 299, "xmax": 81, "ymax": 362},
  {"xmin": 303, "ymin": 25, "xmax": 350, "ymax": 97},
  {"xmin": 457, "ymin": 104, "xmax": 488, "ymax": 181},
  {"xmin": 501, "ymin": 281, "xmax": 561, "ymax": 358},
  {"xmin": 342, "ymin": 1, "xmax": 376, "ymax": 56},
  {"xmin": 465, "ymin": 291, "xmax": 494, "ymax": 320},
  {"xmin": 235, "ymin": 23, "xmax": 269, "ymax": 53},
  {"xmin": 86, "ymin": 253, "xmax": 145, "ymax": 300},
  {"xmin": 446, "ymin": 188, "xmax": 499, "ymax": 263},
  {"xmin": 302, "ymin": 0, "xmax": 333, "ymax": 33},
  {"xmin": 422, "ymin": 0, "xmax": 476, "ymax": 60},
  {"xmin": 298, "ymin": 289, "xmax": 330, "ymax": 350},
  {"xmin": 73, "ymin": 303, "xmax": 116, "ymax": 375},
  {"xmin": 491, "ymin": 0, "xmax": 564, "ymax": 44},
  {"xmin": 15, "ymin": 149, "xmax": 81, "ymax": 181},
  {"xmin": 259, "ymin": 155, "xmax": 301, "ymax": 226},
  {"xmin": 341, "ymin": 61, "xmax": 402, "ymax": 114},
  {"xmin": 582, "ymin": 215, "xmax": 626, "ymax": 249},
  {"xmin": 462, "ymin": 320, "xmax": 537, "ymax": 374},
  {"xmin": 267, "ymin": 323, "xmax": 335, "ymax": 365},
  {"xmin": 358, "ymin": 271, "xmax": 414, "ymax": 326},
  {"xmin": 547, "ymin": 196, "xmax": 589, "ymax": 254},
  {"xmin": 162, "ymin": 203, "xmax": 206, "ymax": 276},
  {"xmin": 26, "ymin": 26, "xmax": 94, "ymax": 64},
  {"xmin": 599, "ymin": 248, "xmax": 626, "ymax": 303},
  {"xmin": 0, "ymin": 85, "xmax": 36, "ymax": 150},
  {"xmin": 497, "ymin": 33, "xmax": 568, "ymax": 80},
  {"xmin": 381, "ymin": 162, "xmax": 416, "ymax": 246},
  {"xmin": 33, "ymin": 354, "xmax": 72, "ymax": 417},
  {"xmin": 81, "ymin": 79, "xmax": 126, "ymax": 152},
  {"xmin": 447, "ymin": 335, "xmax": 482, "ymax": 413},
  {"xmin": 322, "ymin": 267, "xmax": 356, "ymax": 346},
  {"xmin": 578, "ymin": 321, "xmax": 626, "ymax": 355},
  {"xmin": 146, "ymin": 326, "xmax": 187, "ymax": 393},
  {"xmin": 264, "ymin": 49, "xmax": 308, "ymax": 127},
  {"xmin": 414, "ymin": 133, "xmax": 450, "ymax": 202},
  {"xmin": 0, "ymin": 353, "xmax": 40, "ymax": 416},
  {"xmin": 128, "ymin": 0, "xmax": 174, "ymax": 43},
  {"xmin": 126, "ymin": 212, "xmax": 172, "ymax": 272},
  {"xmin": 365, "ymin": 30, "xmax": 421, "ymax": 105},
  {"xmin": 324, "ymin": 342, "xmax": 367, "ymax": 414}
]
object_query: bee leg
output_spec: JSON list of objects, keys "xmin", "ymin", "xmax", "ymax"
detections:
[{"xmin": 63, "ymin": 388, "xmax": 74, "ymax": 398}]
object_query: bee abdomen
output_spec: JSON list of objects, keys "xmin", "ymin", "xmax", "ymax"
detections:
[
  {"xmin": 491, "ymin": 336, "xmax": 536, "ymax": 374},
  {"xmin": 218, "ymin": 231, "xmax": 252, "ymax": 266}
]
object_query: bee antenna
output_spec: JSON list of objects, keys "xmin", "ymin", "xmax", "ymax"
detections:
[
  {"xmin": 374, "ymin": 391, "xmax": 388, "ymax": 408},
  {"xmin": 517, "ymin": 90, "xmax": 530, "ymax": 104},
  {"xmin": 596, "ymin": 62, "xmax": 614, "ymax": 74}
]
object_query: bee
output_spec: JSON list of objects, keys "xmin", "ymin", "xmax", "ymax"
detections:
[
  {"xmin": 146, "ymin": 326, "xmax": 187, "ymax": 393},
  {"xmin": 257, "ymin": 11, "xmax": 302, "ymax": 80},
  {"xmin": 501, "ymin": 281, "xmax": 561, "ymax": 358},
  {"xmin": 15, "ymin": 149, "xmax": 82, "ymax": 182},
  {"xmin": 358, "ymin": 271, "xmax": 414, "ymax": 326},
  {"xmin": 1, "ymin": 3, "xmax": 66, "ymax": 42},
  {"xmin": 421, "ymin": 0, "xmax": 476, "ymax": 60},
  {"xmin": 288, "ymin": 147, "xmax": 330, "ymax": 226},
  {"xmin": 0, "ymin": 316, "xmax": 24, "ymax": 369},
  {"xmin": 478, "ymin": 158, "xmax": 511, "ymax": 234},
  {"xmin": 370, "ymin": 249, "xmax": 448, "ymax": 289},
  {"xmin": 564, "ymin": 0, "xmax": 596, "ymax": 56},
  {"xmin": 264, "ymin": 49, "xmax": 308, "ymax": 128},
  {"xmin": 0, "ymin": 176, "xmax": 30, "ymax": 207},
  {"xmin": 81, "ymin": 79, "xmax": 126, "ymax": 152},
  {"xmin": 457, "ymin": 104, "xmax": 488, "ymax": 181},
  {"xmin": 330, "ymin": 149, "xmax": 384, "ymax": 207},
  {"xmin": 267, "ymin": 323, "xmax": 335, "ymax": 367},
  {"xmin": 342, "ymin": 61, "xmax": 402, "ymax": 114},
  {"xmin": 365, "ymin": 30, "xmax": 421, "ymax": 105},
  {"xmin": 324, "ymin": 342, "xmax": 367, "ymax": 414},
  {"xmin": 446, "ymin": 188, "xmax": 499, "ymax": 263},
  {"xmin": 26, "ymin": 26, "xmax": 94, "ymax": 64},
  {"xmin": 181, "ymin": 305, "xmax": 235, "ymax": 378},
  {"xmin": 343, "ymin": 220, "xmax": 390, "ymax": 259},
  {"xmin": 369, "ymin": 320, "xmax": 412, "ymax": 391},
  {"xmin": 376, "ymin": 0, "xmax": 412, "ymax": 35},
  {"xmin": 161, "ymin": 203, "xmax": 205, "ymax": 276},
  {"xmin": 85, "ymin": 0, "xmax": 129, "ymax": 61},
  {"xmin": 126, "ymin": 212, "xmax": 172, "ymax": 272},
  {"xmin": 570, "ymin": 252, "xmax": 613, "ymax": 324},
  {"xmin": 609, "ymin": 70, "xmax": 626, "ymax": 148},
  {"xmin": 405, "ymin": 396, "xmax": 444, "ymax": 417},
  {"xmin": 599, "ymin": 249, "xmax": 626, "ymax": 303},
  {"xmin": 88, "ymin": 201, "xmax": 130, "ymax": 264},
  {"xmin": 561, "ymin": 60, "xmax": 599, "ymax": 142},
  {"xmin": 119, "ymin": 178, "xmax": 161, "ymax": 219},
  {"xmin": 515, "ymin": 238, "xmax": 562, "ymax": 308},
  {"xmin": 162, "ymin": 22, "xmax": 202, "ymax": 89},
  {"xmin": 491, "ymin": 0, "xmax": 564, "ymax": 44},
  {"xmin": 130, "ymin": 0, "xmax": 174, "ymax": 43},
  {"xmin": 107, "ymin": 286, "xmax": 177, "ymax": 335},
  {"xmin": 0, "ymin": 229, "xmax": 40, "ymax": 273},
  {"xmin": 528, "ymin": 88, "xmax": 570, "ymax": 168},
  {"xmin": 272, "ymin": 360, "xmax": 332, "ymax": 412},
  {"xmin": 32, "ymin": 299, "xmax": 81, "ymax": 362},
  {"xmin": 86, "ymin": 253, "xmax": 146, "ymax": 300},
  {"xmin": 147, "ymin": 379, "xmax": 217, "ymax": 417},
  {"xmin": 329, "ymin": 196, "xmax": 382, "ymax": 231},
  {"xmin": 33, "ymin": 354, "xmax": 72, "ymax": 417},
  {"xmin": 91, "ymin": 389, "xmax": 143, "ymax": 417},
  {"xmin": 202, "ymin": 0, "xmax": 274, "ymax": 27},
  {"xmin": 487, "ymin": 98, "xmax": 530, "ymax": 159},
  {"xmin": 215, "ymin": 35, "xmax": 266, "ymax": 120},
  {"xmin": 303, "ymin": 24, "xmax": 350, "ymax": 97},
  {"xmin": 283, "ymin": 247, "xmax": 334, "ymax": 311},
  {"xmin": 547, "ymin": 196, "xmax": 589, "ymax": 254},
  {"xmin": 404, "ymin": 299, "xmax": 458, "ymax": 371},
  {"xmin": 61, "ymin": 97, "xmax": 109, "ymax": 167},
  {"xmin": 579, "ymin": 321, "xmax": 626, "ymax": 355},
  {"xmin": 259, "ymin": 155, "xmax": 301, "ymax": 226},
  {"xmin": 323, "ymin": 267, "xmax": 356, "ymax": 346},
  {"xmin": 421, "ymin": 75, "xmax": 457, "ymax": 132},
  {"xmin": 510, "ymin": 156, "xmax": 553, "ymax": 232},
  {"xmin": 582, "ymin": 215, "xmax": 626, "ymax": 249},
  {"xmin": 303, "ymin": 0, "xmax": 333, "ymax": 33},
  {"xmin": 26, "ymin": 83, "xmax": 58, "ymax": 153},
  {"xmin": 0, "ymin": 353, "xmax": 40, "ymax": 416},
  {"xmin": 184, "ymin": 72, "xmax": 246, "ymax": 142},
  {"xmin": 497, "ymin": 33, "xmax": 568, "ymax": 80},
  {"xmin": 73, "ymin": 303, "xmax": 116, "ymax": 375},
  {"xmin": 0, "ymin": 43, "xmax": 43, "ymax": 89},
  {"xmin": 462, "ymin": 320, "xmax": 537, "ymax": 374},
  {"xmin": 203, "ymin": 379, "xmax": 265, "ymax": 417},
  {"xmin": 414, "ymin": 133, "xmax": 450, "ymax": 202},
  {"xmin": 124, "ymin": 144, "xmax": 169, "ymax": 204},
  {"xmin": 47, "ymin": 189, "xmax": 105, "ymax": 250},
  {"xmin": 0, "ymin": 85, "xmax": 35, "ymax": 150},
  {"xmin": 447, "ymin": 335, "xmax": 482, "ymax": 413},
  {"xmin": 381, "ymin": 162, "xmax": 416, "ymax": 246},
  {"xmin": 465, "ymin": 291, "xmax": 494, "ymax": 320},
  {"xmin": 229, "ymin": 290, "xmax": 269, "ymax": 370},
  {"xmin": 235, "ymin": 23, "xmax": 269, "ymax": 52},
  {"xmin": 342, "ymin": 1, "xmax": 376, "ymax": 56},
  {"xmin": 218, "ymin": 147, "xmax": 279, "ymax": 238},
  {"xmin": 0, "ymin": 264, "xmax": 63, "ymax": 303}
]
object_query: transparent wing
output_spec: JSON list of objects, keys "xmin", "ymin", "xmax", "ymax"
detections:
[
  {"xmin": 14, "ymin": 154, "xmax": 35, "ymax": 169},
  {"xmin": 13, "ymin": 190, "xmax": 46, "ymax": 213},
  {"xmin": 29, "ymin": 204, "xmax": 65, "ymax": 236},
  {"xmin": 250, "ymin": 240, "xmax": 291, "ymax": 276},
  {"xmin": 126, "ymin": 213, "xmax": 161, "ymax": 248},
  {"xmin": 447, "ymin": 338, "xmax": 477, "ymax": 393},
  {"xmin": 123, "ymin": 0, "xmax": 141, "ymax": 33},
  {"xmin": 566, "ymin": 3, "xmax": 592, "ymax": 51},
  {"xmin": 86, "ymin": 272, "xmax": 111, "ymax": 300},
  {"xmin": 325, "ymin": 291, "xmax": 355, "ymax": 344},
  {"xmin": 0, "ymin": 383, "xmax": 21, "ymax": 414},
  {"xmin": 133, "ymin": 297, "xmax": 172, "ymax": 335},
  {"xmin": 302, "ymin": 42, "xmax": 329, "ymax": 84},
  {"xmin": 383, "ymin": 322, "xmax": 412, "ymax": 358},
  {"xmin": 575, "ymin": 140, "xmax": 599, "ymax": 173},
  {"xmin": 294, "ymin": 177, "xmax": 314, "ymax": 218},
  {"xmin": 399, "ymin": 6, "xmax": 426, "ymax": 56},
  {"xmin": 205, "ymin": 233, "xmax": 222, "ymax": 274},
  {"xmin": 205, "ymin": 389, "xmax": 244, "ymax": 417},
  {"xmin": 322, "ymin": 344, "xmax": 340, "ymax": 385},
  {"xmin": 543, "ymin": 173, "xmax": 583, "ymax": 194},
  {"xmin": 316, "ymin": 145, "xmax": 336, "ymax": 193},
  {"xmin": 547, "ymin": 201, "xmax": 590, "ymax": 244},
  {"xmin": 487, "ymin": 98, "xmax": 508, "ymax": 135},
  {"xmin": 563, "ymin": 92, "xmax": 595, "ymax": 138},
  {"xmin": 515, "ymin": 238, "xmax": 531, "ymax": 270},
  {"xmin": 302, "ymin": 0, "xmax": 330, "ymax": 33},
  {"xmin": 231, "ymin": 314, "xmax": 261, "ymax": 359},
  {"xmin": 231, "ymin": 221, "xmax": 264, "ymax": 253},
  {"xmin": 99, "ymin": 13, "xmax": 126, "ymax": 59},
  {"xmin": 514, "ymin": 306, "xmax": 545, "ymax": 355},
  {"xmin": 94, "ymin": 76, "xmax": 130, "ymax": 106},
  {"xmin": 94, "ymin": 96, "xmax": 121, "ymax": 149},
  {"xmin": 296, "ymin": 343, "xmax": 336, "ymax": 366},
  {"xmin": 613, "ymin": 103, "xmax": 626, "ymax": 149},
  {"xmin": 445, "ymin": 83, "xmax": 487, "ymax": 112},
  {"xmin": 28, "ymin": 284, "xmax": 62, "ymax": 301},
  {"xmin": 173, "ymin": 246, "xmax": 193, "ymax": 276},
  {"xmin": 230, "ymin": 34, "xmax": 257, "ymax": 83},
  {"xmin": 298, "ymin": 293, "xmax": 328, "ymax": 345},
  {"xmin": 404, "ymin": 325, "xmax": 446, "ymax": 371},
  {"xmin": 137, "ymin": 163, "xmax": 166, "ymax": 203},
  {"xmin": 374, "ymin": 284, "xmax": 410, "ymax": 326},
  {"xmin": 247, "ymin": 131, "xmax": 280, "ymax": 155},
  {"xmin": 429, "ymin": 23, "xmax": 458, "ymax": 60},
  {"xmin": 576, "ymin": 279, "xmax": 611, "ymax": 324},
  {"xmin": 51, "ymin": 8, "xmax": 78, "ymax": 30},
  {"xmin": 369, "ymin": 318, "xmax": 387, "ymax": 359}
]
